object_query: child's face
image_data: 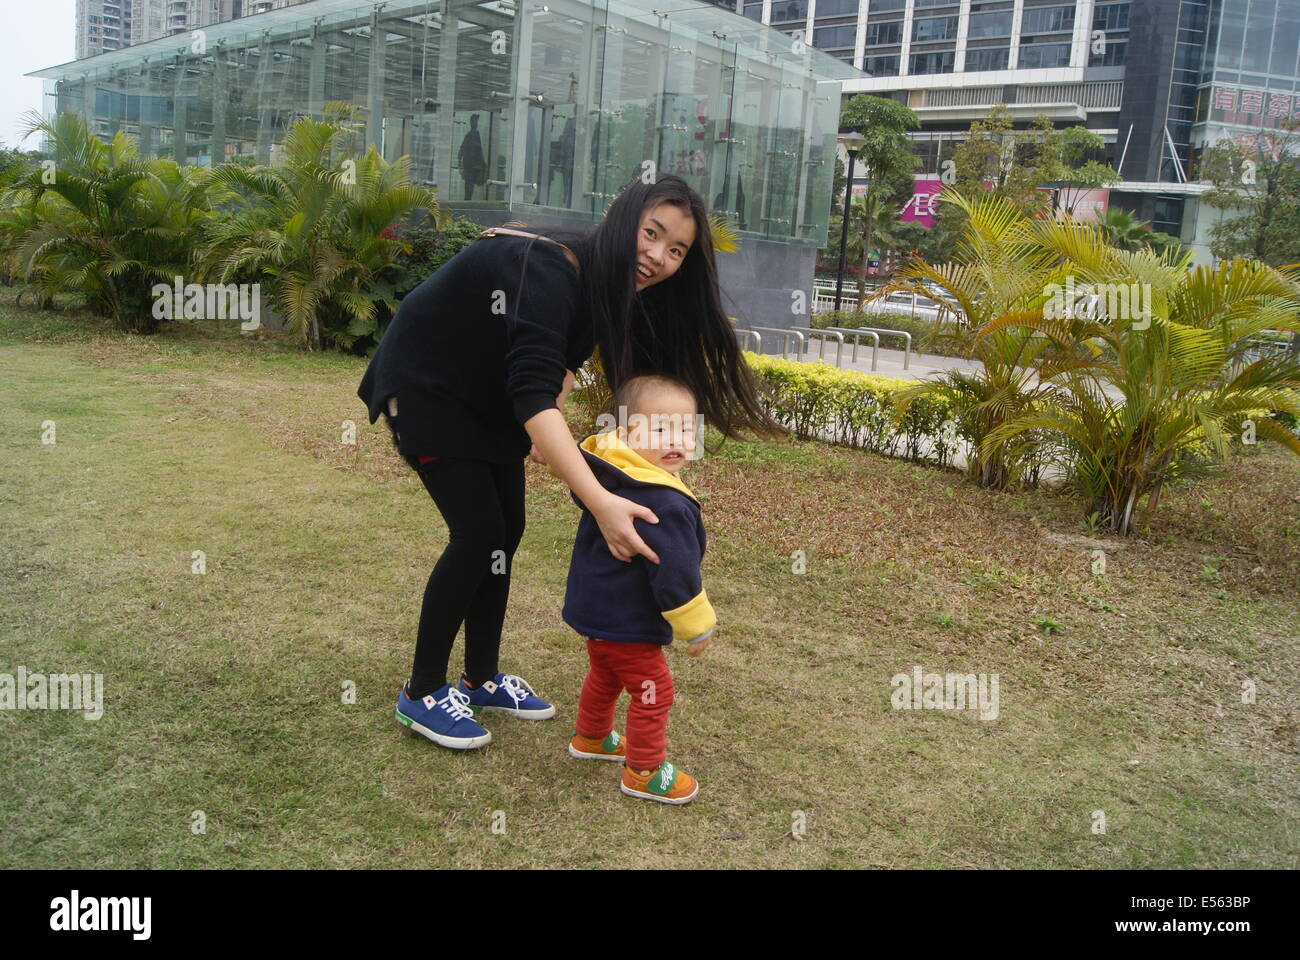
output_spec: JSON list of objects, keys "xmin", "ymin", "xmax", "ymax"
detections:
[{"xmin": 619, "ymin": 385, "xmax": 699, "ymax": 473}]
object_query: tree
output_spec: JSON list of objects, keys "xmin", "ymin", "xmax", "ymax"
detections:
[
  {"xmin": 936, "ymin": 106, "xmax": 1120, "ymax": 237},
  {"xmin": 1198, "ymin": 123, "xmax": 1300, "ymax": 268},
  {"xmin": 1052, "ymin": 125, "xmax": 1123, "ymax": 217},
  {"xmin": 825, "ymin": 192, "xmax": 901, "ymax": 291},
  {"xmin": 838, "ymin": 95, "xmax": 920, "ymax": 305}
]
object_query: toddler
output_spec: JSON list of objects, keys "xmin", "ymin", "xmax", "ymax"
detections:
[{"xmin": 560, "ymin": 374, "xmax": 716, "ymax": 804}]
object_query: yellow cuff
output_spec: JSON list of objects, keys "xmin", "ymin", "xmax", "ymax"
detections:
[{"xmin": 662, "ymin": 589, "xmax": 718, "ymax": 644}]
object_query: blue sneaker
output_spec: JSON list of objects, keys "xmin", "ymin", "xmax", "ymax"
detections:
[
  {"xmin": 458, "ymin": 672, "xmax": 556, "ymax": 720},
  {"xmin": 395, "ymin": 682, "xmax": 492, "ymax": 750}
]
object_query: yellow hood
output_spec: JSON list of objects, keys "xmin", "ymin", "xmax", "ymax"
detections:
[{"xmin": 577, "ymin": 431, "xmax": 698, "ymax": 504}]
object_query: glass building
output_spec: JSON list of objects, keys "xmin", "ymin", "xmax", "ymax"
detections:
[
  {"xmin": 738, "ymin": 0, "xmax": 1299, "ymax": 263},
  {"xmin": 32, "ymin": 0, "xmax": 860, "ymax": 331},
  {"xmin": 1194, "ymin": 0, "xmax": 1300, "ymax": 155}
]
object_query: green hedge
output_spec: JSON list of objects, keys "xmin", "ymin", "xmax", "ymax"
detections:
[{"xmin": 745, "ymin": 353, "xmax": 964, "ymax": 466}]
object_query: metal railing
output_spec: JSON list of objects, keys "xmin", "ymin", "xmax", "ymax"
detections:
[
  {"xmin": 853, "ymin": 325, "xmax": 913, "ymax": 369},
  {"xmin": 750, "ymin": 326, "xmax": 806, "ymax": 360},
  {"xmin": 811, "ymin": 286, "xmax": 944, "ymax": 320},
  {"xmin": 821, "ymin": 323, "xmax": 915, "ymax": 369},
  {"xmin": 1227, "ymin": 333, "xmax": 1294, "ymax": 379},
  {"xmin": 734, "ymin": 328, "xmax": 762, "ymax": 353},
  {"xmin": 791, "ymin": 327, "xmax": 845, "ymax": 367},
  {"xmin": 823, "ymin": 326, "xmax": 881, "ymax": 370}
]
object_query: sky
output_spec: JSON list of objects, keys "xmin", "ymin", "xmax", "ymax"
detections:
[{"xmin": 1, "ymin": 0, "xmax": 76, "ymax": 149}]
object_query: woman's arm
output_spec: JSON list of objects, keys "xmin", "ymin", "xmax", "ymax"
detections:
[
  {"xmin": 527, "ymin": 368, "xmax": 575, "ymax": 463},
  {"xmin": 524, "ymin": 407, "xmax": 660, "ymax": 565}
]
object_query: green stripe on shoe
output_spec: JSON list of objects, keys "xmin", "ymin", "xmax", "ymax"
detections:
[
  {"xmin": 603, "ymin": 731, "xmax": 621, "ymax": 752},
  {"xmin": 648, "ymin": 761, "xmax": 677, "ymax": 796}
]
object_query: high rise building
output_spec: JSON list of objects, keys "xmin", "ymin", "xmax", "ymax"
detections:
[
  {"xmin": 738, "ymin": 0, "xmax": 1300, "ymax": 263},
  {"xmin": 76, "ymin": 0, "xmax": 135, "ymax": 59},
  {"xmin": 76, "ymin": 0, "xmax": 306, "ymax": 59}
]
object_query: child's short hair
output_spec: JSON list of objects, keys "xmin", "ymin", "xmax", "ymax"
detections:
[{"xmin": 612, "ymin": 374, "xmax": 697, "ymax": 417}]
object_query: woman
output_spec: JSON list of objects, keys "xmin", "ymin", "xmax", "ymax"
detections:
[{"xmin": 358, "ymin": 172, "xmax": 780, "ymax": 750}]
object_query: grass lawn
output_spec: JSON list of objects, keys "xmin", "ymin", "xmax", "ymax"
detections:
[{"xmin": 1, "ymin": 289, "xmax": 1297, "ymax": 869}]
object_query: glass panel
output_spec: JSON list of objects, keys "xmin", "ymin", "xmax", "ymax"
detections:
[
  {"xmin": 1241, "ymin": 0, "xmax": 1275, "ymax": 74},
  {"xmin": 913, "ymin": 16, "xmax": 958, "ymax": 42},
  {"xmin": 1273, "ymin": 1, "xmax": 1300, "ymax": 77},
  {"xmin": 1018, "ymin": 42, "xmax": 1072, "ymax": 69},
  {"xmin": 865, "ymin": 55, "xmax": 900, "ymax": 77},
  {"xmin": 910, "ymin": 49, "xmax": 955, "ymax": 74},
  {"xmin": 813, "ymin": 25, "xmax": 857, "ymax": 49},
  {"xmin": 1093, "ymin": 3, "xmax": 1130, "ymax": 32},
  {"xmin": 1020, "ymin": 5, "xmax": 1075, "ymax": 34},
  {"xmin": 1089, "ymin": 39, "xmax": 1127, "ymax": 67},
  {"xmin": 1216, "ymin": 0, "xmax": 1247, "ymax": 70},
  {"xmin": 967, "ymin": 46, "xmax": 1010, "ymax": 72},
  {"xmin": 866, "ymin": 20, "xmax": 903, "ymax": 45},
  {"xmin": 815, "ymin": 0, "xmax": 859, "ymax": 17},
  {"xmin": 968, "ymin": 11, "xmax": 1013, "ymax": 39},
  {"xmin": 769, "ymin": 0, "xmax": 807, "ymax": 23}
]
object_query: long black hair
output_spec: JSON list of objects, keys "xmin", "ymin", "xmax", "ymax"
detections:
[{"xmin": 516, "ymin": 172, "xmax": 784, "ymax": 442}]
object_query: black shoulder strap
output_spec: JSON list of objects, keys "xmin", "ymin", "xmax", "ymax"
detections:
[{"xmin": 478, "ymin": 226, "xmax": 580, "ymax": 275}]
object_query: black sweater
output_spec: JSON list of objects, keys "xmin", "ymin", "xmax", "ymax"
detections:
[{"xmin": 358, "ymin": 234, "xmax": 594, "ymax": 463}]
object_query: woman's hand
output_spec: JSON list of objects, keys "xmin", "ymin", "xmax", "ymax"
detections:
[
  {"xmin": 524, "ymin": 408, "xmax": 659, "ymax": 563},
  {"xmin": 591, "ymin": 492, "xmax": 660, "ymax": 564},
  {"xmin": 528, "ymin": 443, "xmax": 547, "ymax": 465}
]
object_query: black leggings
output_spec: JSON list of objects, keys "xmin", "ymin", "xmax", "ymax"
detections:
[{"xmin": 392, "ymin": 429, "xmax": 527, "ymax": 698}]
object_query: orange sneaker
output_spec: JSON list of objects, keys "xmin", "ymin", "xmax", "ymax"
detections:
[
  {"xmin": 620, "ymin": 760, "xmax": 699, "ymax": 805},
  {"xmin": 568, "ymin": 729, "xmax": 626, "ymax": 762}
]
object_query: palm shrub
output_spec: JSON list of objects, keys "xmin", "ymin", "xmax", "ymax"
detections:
[
  {"xmin": 202, "ymin": 106, "xmax": 444, "ymax": 351},
  {"xmin": 0, "ymin": 147, "xmax": 41, "ymax": 286},
  {"xmin": 978, "ymin": 219, "xmax": 1300, "ymax": 534},
  {"xmin": 3, "ymin": 111, "xmax": 212, "ymax": 331},
  {"xmin": 871, "ymin": 192, "xmax": 1085, "ymax": 489},
  {"xmin": 1100, "ymin": 207, "xmax": 1183, "ymax": 257}
]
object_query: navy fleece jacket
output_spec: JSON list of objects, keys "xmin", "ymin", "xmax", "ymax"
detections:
[{"xmin": 560, "ymin": 432, "xmax": 717, "ymax": 646}]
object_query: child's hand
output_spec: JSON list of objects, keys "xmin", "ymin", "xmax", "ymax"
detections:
[
  {"xmin": 687, "ymin": 632, "xmax": 713, "ymax": 657},
  {"xmin": 528, "ymin": 443, "xmax": 547, "ymax": 465}
]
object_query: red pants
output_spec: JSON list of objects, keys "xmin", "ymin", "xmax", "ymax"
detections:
[{"xmin": 575, "ymin": 637, "xmax": 674, "ymax": 771}]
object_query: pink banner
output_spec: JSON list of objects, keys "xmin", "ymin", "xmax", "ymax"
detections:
[
  {"xmin": 900, "ymin": 178, "xmax": 945, "ymax": 228},
  {"xmin": 1057, "ymin": 187, "xmax": 1109, "ymax": 222}
]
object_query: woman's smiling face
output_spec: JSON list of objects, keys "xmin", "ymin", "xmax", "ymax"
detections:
[{"xmin": 634, "ymin": 202, "xmax": 696, "ymax": 291}]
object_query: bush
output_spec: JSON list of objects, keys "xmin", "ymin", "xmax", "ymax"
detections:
[
  {"xmin": 745, "ymin": 353, "xmax": 963, "ymax": 465},
  {"xmin": 388, "ymin": 215, "xmax": 487, "ymax": 300}
]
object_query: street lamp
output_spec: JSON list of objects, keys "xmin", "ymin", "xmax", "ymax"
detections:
[{"xmin": 834, "ymin": 130, "xmax": 866, "ymax": 314}]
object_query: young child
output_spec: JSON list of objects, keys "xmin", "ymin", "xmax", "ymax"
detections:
[{"xmin": 558, "ymin": 374, "xmax": 716, "ymax": 804}]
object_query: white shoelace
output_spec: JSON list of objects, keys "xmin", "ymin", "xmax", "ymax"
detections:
[
  {"xmin": 438, "ymin": 687, "xmax": 475, "ymax": 721},
  {"xmin": 499, "ymin": 675, "xmax": 535, "ymax": 705}
]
